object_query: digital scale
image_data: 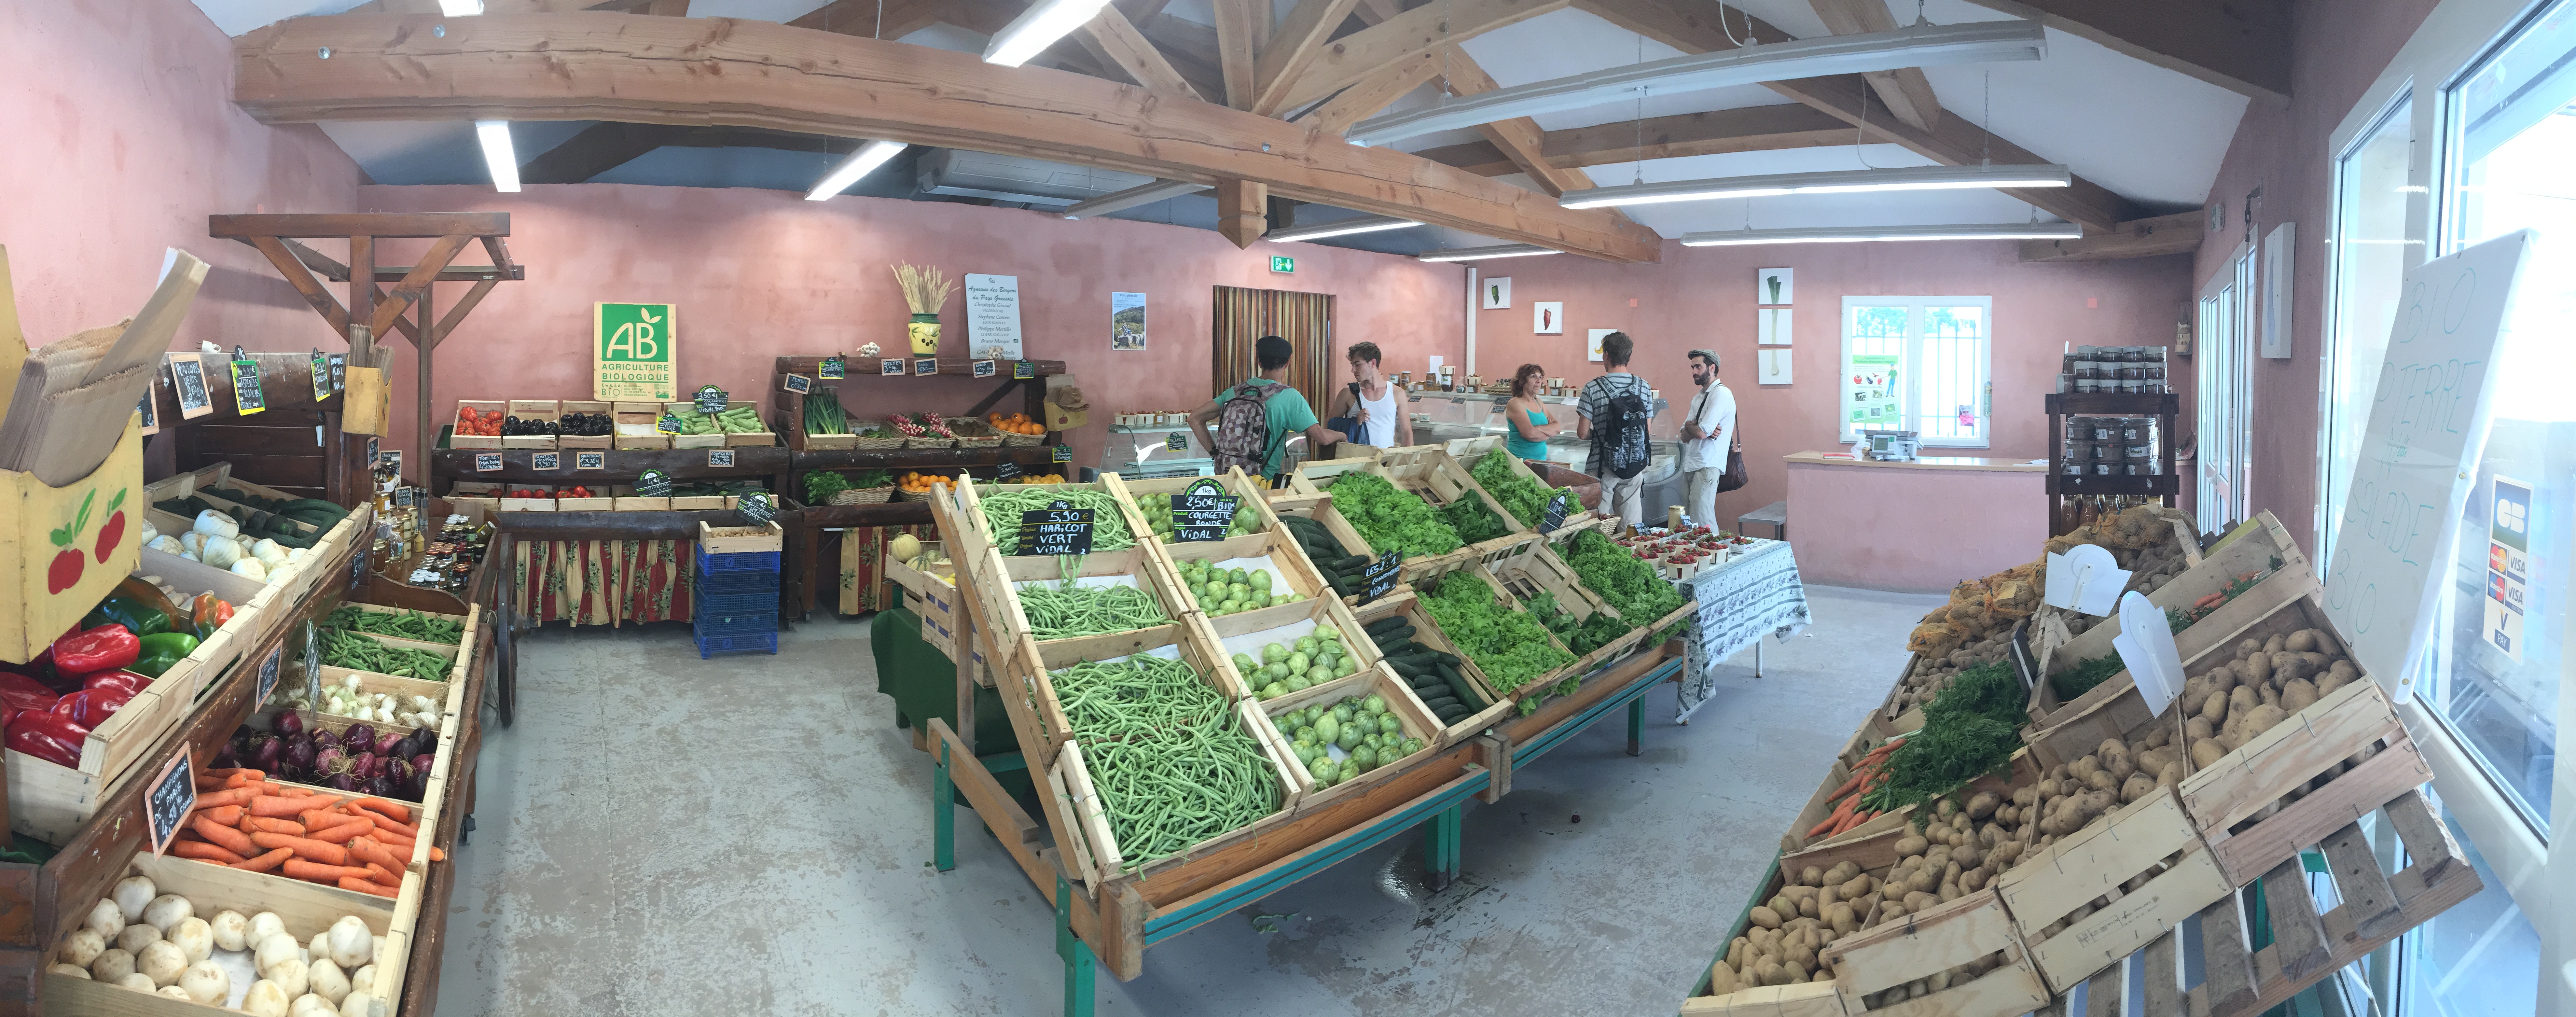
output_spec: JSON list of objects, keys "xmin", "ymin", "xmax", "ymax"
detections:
[{"xmin": 1859, "ymin": 429, "xmax": 1921, "ymax": 462}]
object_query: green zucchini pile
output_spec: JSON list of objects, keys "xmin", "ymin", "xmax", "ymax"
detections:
[
  {"xmin": 1280, "ymin": 515, "xmax": 1372, "ymax": 597},
  {"xmin": 1365, "ymin": 614, "xmax": 1492, "ymax": 727},
  {"xmin": 154, "ymin": 487, "xmax": 348, "ymax": 550}
]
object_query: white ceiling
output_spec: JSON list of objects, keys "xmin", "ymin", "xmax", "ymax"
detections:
[{"xmin": 186, "ymin": 0, "xmax": 2250, "ymax": 254}]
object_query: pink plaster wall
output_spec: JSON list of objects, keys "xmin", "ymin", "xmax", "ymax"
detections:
[
  {"xmin": 1786, "ymin": 461, "xmax": 2049, "ymax": 592},
  {"xmin": 1464, "ymin": 238, "xmax": 2193, "ymax": 533},
  {"xmin": 2190, "ymin": 0, "xmax": 2440, "ymax": 552},
  {"xmin": 0, "ymin": 0, "xmax": 363, "ymax": 354},
  {"xmin": 353, "ymin": 184, "xmax": 1468, "ymax": 473}
]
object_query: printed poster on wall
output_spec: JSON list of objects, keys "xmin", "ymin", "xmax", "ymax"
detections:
[
  {"xmin": 2322, "ymin": 229, "xmax": 2533, "ymax": 701},
  {"xmin": 593, "ymin": 303, "xmax": 678, "ymax": 401},
  {"xmin": 1111, "ymin": 292, "xmax": 1147, "ymax": 351},
  {"xmin": 1587, "ymin": 328, "xmax": 1616, "ymax": 363},
  {"xmin": 963, "ymin": 274, "xmax": 1023, "ymax": 360},
  {"xmin": 1845, "ymin": 353, "xmax": 1900, "ymax": 430},
  {"xmin": 2483, "ymin": 475, "xmax": 2532, "ymax": 662}
]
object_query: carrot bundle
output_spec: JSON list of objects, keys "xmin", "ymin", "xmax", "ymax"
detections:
[
  {"xmin": 1808, "ymin": 740, "xmax": 1904, "ymax": 839},
  {"xmin": 168, "ymin": 779, "xmax": 447, "ymax": 888}
]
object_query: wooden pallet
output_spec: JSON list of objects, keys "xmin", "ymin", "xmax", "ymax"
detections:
[
  {"xmin": 2027, "ymin": 511, "xmax": 2311, "ymax": 731},
  {"xmin": 1351, "ymin": 591, "xmax": 1511, "ymax": 748},
  {"xmin": 2056, "ymin": 788, "xmax": 2476, "ymax": 1017},
  {"xmin": 1996, "ymin": 786, "xmax": 2234, "ymax": 994}
]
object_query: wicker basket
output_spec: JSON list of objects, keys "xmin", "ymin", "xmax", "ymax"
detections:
[
  {"xmin": 832, "ymin": 487, "xmax": 894, "ymax": 505},
  {"xmin": 1000, "ymin": 432, "xmax": 1045, "ymax": 446},
  {"xmin": 851, "ymin": 435, "xmax": 907, "ymax": 451},
  {"xmin": 944, "ymin": 418, "xmax": 1006, "ymax": 449},
  {"xmin": 894, "ymin": 488, "xmax": 936, "ymax": 502},
  {"xmin": 903, "ymin": 436, "xmax": 956, "ymax": 450}
]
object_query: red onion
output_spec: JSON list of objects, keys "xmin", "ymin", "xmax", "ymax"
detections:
[
  {"xmin": 410, "ymin": 725, "xmax": 438, "ymax": 749},
  {"xmin": 283, "ymin": 734, "xmax": 318, "ymax": 772},
  {"xmin": 315, "ymin": 746, "xmax": 346, "ymax": 776},
  {"xmin": 326, "ymin": 773, "xmax": 359, "ymax": 791},
  {"xmin": 374, "ymin": 731, "xmax": 405, "ymax": 757},
  {"xmin": 273, "ymin": 711, "xmax": 304, "ymax": 738},
  {"xmin": 364, "ymin": 775, "xmax": 401, "ymax": 798},
  {"xmin": 383, "ymin": 758, "xmax": 413, "ymax": 785},
  {"xmin": 341, "ymin": 723, "xmax": 376, "ymax": 752},
  {"xmin": 249, "ymin": 734, "xmax": 282, "ymax": 773},
  {"xmin": 354, "ymin": 751, "xmax": 379, "ymax": 780},
  {"xmin": 411, "ymin": 753, "xmax": 435, "ymax": 777}
]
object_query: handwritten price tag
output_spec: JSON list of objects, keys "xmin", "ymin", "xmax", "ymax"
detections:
[
  {"xmin": 709, "ymin": 449, "xmax": 737, "ymax": 468},
  {"xmin": 915, "ymin": 357, "xmax": 937, "ymax": 376},
  {"xmin": 576, "ymin": 451, "xmax": 606, "ymax": 470},
  {"xmin": 531, "ymin": 451, "xmax": 560, "ymax": 471},
  {"xmin": 974, "ymin": 360, "xmax": 997, "ymax": 378},
  {"xmin": 474, "ymin": 452, "xmax": 503, "ymax": 472}
]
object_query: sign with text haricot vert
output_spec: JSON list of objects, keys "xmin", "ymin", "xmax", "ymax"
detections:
[{"xmin": 593, "ymin": 303, "xmax": 678, "ymax": 401}]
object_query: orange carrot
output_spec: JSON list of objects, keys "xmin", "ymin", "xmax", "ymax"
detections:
[
  {"xmin": 251, "ymin": 832, "xmax": 348, "ymax": 866},
  {"xmin": 281, "ymin": 859, "xmax": 372, "ymax": 883},
  {"xmin": 231, "ymin": 847, "xmax": 294, "ymax": 872},
  {"xmin": 201, "ymin": 805, "xmax": 246, "ymax": 827},
  {"xmin": 307, "ymin": 820, "xmax": 375, "ymax": 845},
  {"xmin": 367, "ymin": 813, "xmax": 420, "ymax": 839},
  {"xmin": 190, "ymin": 788, "xmax": 258, "ymax": 811},
  {"xmin": 336, "ymin": 876, "xmax": 400, "ymax": 898},
  {"xmin": 248, "ymin": 796, "xmax": 310, "ymax": 818},
  {"xmin": 192, "ymin": 815, "xmax": 258, "ymax": 856},
  {"xmin": 352, "ymin": 799, "xmax": 412, "ymax": 824},
  {"xmin": 243, "ymin": 816, "xmax": 304, "ymax": 836},
  {"xmin": 173, "ymin": 841, "xmax": 248, "ymax": 864},
  {"xmin": 363, "ymin": 861, "xmax": 401, "ymax": 886},
  {"xmin": 1808, "ymin": 796, "xmax": 1858, "ymax": 837},
  {"xmin": 346, "ymin": 837, "xmax": 404, "ymax": 872}
]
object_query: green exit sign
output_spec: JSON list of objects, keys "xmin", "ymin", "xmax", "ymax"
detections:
[{"xmin": 1269, "ymin": 255, "xmax": 1295, "ymax": 273}]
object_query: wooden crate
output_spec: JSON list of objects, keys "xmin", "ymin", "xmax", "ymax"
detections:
[
  {"xmin": 0, "ymin": 420, "xmax": 147, "ymax": 662},
  {"xmin": 2176, "ymin": 677, "xmax": 2429, "ymax": 886},
  {"xmin": 1045, "ymin": 700, "xmax": 1301, "ymax": 881},
  {"xmin": 1377, "ymin": 452, "xmax": 1532, "ymax": 583},
  {"xmin": 697, "ymin": 519, "xmax": 783, "ymax": 555},
  {"xmin": 1254, "ymin": 662, "xmax": 1442, "ymax": 808},
  {"xmin": 1264, "ymin": 492, "xmax": 1375, "ymax": 606},
  {"xmin": 1008, "ymin": 612, "xmax": 1241, "ymax": 765},
  {"xmin": 499, "ymin": 398, "xmax": 558, "ymax": 450},
  {"xmin": 1445, "ymin": 438, "xmax": 1602, "ymax": 536},
  {"xmin": 1420, "ymin": 565, "xmax": 1575, "ymax": 701},
  {"xmin": 1351, "ymin": 591, "xmax": 1511, "ymax": 747},
  {"xmin": 1679, "ymin": 982, "xmax": 1848, "ymax": 1016},
  {"xmin": 1146, "ymin": 526, "xmax": 1332, "ymax": 618},
  {"xmin": 1282, "ymin": 454, "xmax": 1381, "ymax": 496},
  {"xmin": 2075, "ymin": 787, "xmax": 2480, "ymax": 1017},
  {"xmin": 1478, "ymin": 545, "xmax": 1658, "ymax": 680},
  {"xmin": 1994, "ymin": 786, "xmax": 2231, "ymax": 995},
  {"xmin": 449, "ymin": 399, "xmax": 505, "ymax": 449},
  {"xmin": 1103, "ymin": 466, "xmax": 1282, "ymax": 539},
  {"xmin": 949, "ymin": 477, "xmax": 1156, "ymax": 567},
  {"xmin": 2027, "ymin": 512, "xmax": 2312, "ymax": 730},
  {"xmin": 1779, "ymin": 750, "xmax": 2044, "ymax": 869},
  {"xmin": 332, "ymin": 602, "xmax": 469, "ymax": 645},
  {"xmin": 883, "ymin": 544, "xmax": 989, "ymax": 673},
  {"xmin": 7, "ymin": 555, "xmax": 279, "ymax": 843},
  {"xmin": 1200, "ymin": 588, "xmax": 1383, "ymax": 698},
  {"xmin": 1818, "ymin": 890, "xmax": 2053, "ymax": 1017},
  {"xmin": 974, "ymin": 543, "xmax": 1191, "ymax": 667}
]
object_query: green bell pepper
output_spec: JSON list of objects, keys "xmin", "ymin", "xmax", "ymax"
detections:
[
  {"xmin": 131, "ymin": 632, "xmax": 200, "ymax": 678},
  {"xmin": 81, "ymin": 595, "xmax": 170, "ymax": 639}
]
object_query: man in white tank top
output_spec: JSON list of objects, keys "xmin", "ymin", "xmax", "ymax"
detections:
[{"xmin": 1328, "ymin": 342, "xmax": 1413, "ymax": 452}]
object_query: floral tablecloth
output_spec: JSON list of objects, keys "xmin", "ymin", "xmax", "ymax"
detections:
[{"xmin": 1678, "ymin": 538, "xmax": 1811, "ymax": 721}]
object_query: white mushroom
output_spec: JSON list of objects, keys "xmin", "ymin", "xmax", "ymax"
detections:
[
  {"xmin": 142, "ymin": 894, "xmax": 194, "ymax": 932},
  {"xmin": 350, "ymin": 965, "xmax": 375, "ymax": 996},
  {"xmin": 59, "ymin": 928, "xmax": 106, "ymax": 968},
  {"xmin": 339, "ymin": 991, "xmax": 378, "ymax": 1017},
  {"xmin": 114, "ymin": 923, "xmax": 161, "ymax": 954},
  {"xmin": 137, "ymin": 940, "xmax": 187, "ymax": 987},
  {"xmin": 83, "ymin": 899, "xmax": 124, "ymax": 940},
  {"xmin": 326, "ymin": 916, "xmax": 374, "ymax": 969},
  {"xmin": 291, "ymin": 993, "xmax": 337, "ymax": 1017},
  {"xmin": 179, "ymin": 959, "xmax": 230, "ymax": 1004},
  {"xmin": 249, "ymin": 912, "xmax": 287, "ymax": 948},
  {"xmin": 89, "ymin": 947, "xmax": 134, "ymax": 982},
  {"xmin": 212, "ymin": 910, "xmax": 251, "ymax": 952},
  {"xmin": 307, "ymin": 958, "xmax": 351, "ymax": 1004},
  {"xmin": 116, "ymin": 972, "xmax": 158, "ymax": 992},
  {"xmin": 243, "ymin": 980, "xmax": 294, "ymax": 1017},
  {"xmin": 308, "ymin": 929, "xmax": 330, "ymax": 963},
  {"xmin": 111, "ymin": 876, "xmax": 156, "ymax": 922},
  {"xmin": 168, "ymin": 916, "xmax": 213, "ymax": 963},
  {"xmin": 254, "ymin": 932, "xmax": 301, "ymax": 973},
  {"xmin": 157, "ymin": 985, "xmax": 192, "ymax": 999},
  {"xmin": 46, "ymin": 963, "xmax": 90, "ymax": 979}
]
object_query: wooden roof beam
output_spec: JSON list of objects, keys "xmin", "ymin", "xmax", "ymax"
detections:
[
  {"xmin": 2018, "ymin": 208, "xmax": 2206, "ymax": 262},
  {"xmin": 1267, "ymin": 0, "xmax": 1571, "ymax": 116},
  {"xmin": 231, "ymin": 13, "xmax": 1662, "ymax": 261},
  {"xmin": 1076, "ymin": 5, "xmax": 1208, "ymax": 100},
  {"xmin": 1211, "ymin": 0, "xmax": 1268, "ymax": 109},
  {"xmin": 1957, "ymin": 0, "xmax": 2290, "ymax": 103},
  {"xmin": 1250, "ymin": 0, "xmax": 1365, "ymax": 113},
  {"xmin": 1434, "ymin": 48, "xmax": 1597, "ymax": 199},
  {"xmin": 1806, "ymin": 0, "xmax": 1939, "ymax": 131}
]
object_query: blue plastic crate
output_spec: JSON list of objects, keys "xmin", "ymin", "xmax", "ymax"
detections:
[
  {"xmin": 693, "ymin": 569, "xmax": 780, "ymax": 595},
  {"xmin": 696, "ymin": 545, "xmax": 782, "ymax": 575},
  {"xmin": 693, "ymin": 608, "xmax": 779, "ymax": 639},
  {"xmin": 695, "ymin": 589, "xmax": 779, "ymax": 616},
  {"xmin": 694, "ymin": 630, "xmax": 778, "ymax": 658}
]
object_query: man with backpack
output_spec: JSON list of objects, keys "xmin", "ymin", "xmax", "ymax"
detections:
[
  {"xmin": 1188, "ymin": 335, "xmax": 1349, "ymax": 486},
  {"xmin": 1575, "ymin": 331, "xmax": 1658, "ymax": 529}
]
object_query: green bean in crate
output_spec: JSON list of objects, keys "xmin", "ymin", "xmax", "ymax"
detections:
[
  {"xmin": 321, "ymin": 630, "xmax": 452, "ymax": 679},
  {"xmin": 323, "ymin": 606, "xmax": 463, "ymax": 645},
  {"xmin": 1049, "ymin": 655, "xmax": 1227, "ymax": 742},
  {"xmin": 1017, "ymin": 558, "xmax": 1171, "ymax": 639},
  {"xmin": 1080, "ymin": 720, "xmax": 1280, "ymax": 871},
  {"xmin": 978, "ymin": 486, "xmax": 1137, "ymax": 552}
]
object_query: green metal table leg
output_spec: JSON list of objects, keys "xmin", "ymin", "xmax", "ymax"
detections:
[
  {"xmin": 1057, "ymin": 872, "xmax": 1097, "ymax": 1017},
  {"xmin": 1424, "ymin": 803, "xmax": 1462, "ymax": 890},
  {"xmin": 1626, "ymin": 697, "xmax": 1645, "ymax": 757},
  {"xmin": 1443, "ymin": 805, "xmax": 1461, "ymax": 876},
  {"xmin": 933, "ymin": 739, "xmax": 955, "ymax": 872}
]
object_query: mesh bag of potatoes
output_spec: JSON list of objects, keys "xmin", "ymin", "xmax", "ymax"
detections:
[{"xmin": 1895, "ymin": 564, "xmax": 2040, "ymax": 713}]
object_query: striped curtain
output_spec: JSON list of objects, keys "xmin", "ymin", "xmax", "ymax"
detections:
[{"xmin": 1212, "ymin": 286, "xmax": 1336, "ymax": 414}]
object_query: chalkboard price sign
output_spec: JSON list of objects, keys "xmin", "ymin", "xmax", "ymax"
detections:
[
  {"xmin": 739, "ymin": 492, "xmax": 776, "ymax": 525},
  {"xmin": 1014, "ymin": 361, "xmax": 1036, "ymax": 379},
  {"xmin": 881, "ymin": 358, "xmax": 906, "ymax": 376},
  {"xmin": 367, "ymin": 437, "xmax": 380, "ymax": 466},
  {"xmin": 914, "ymin": 357, "xmax": 938, "ymax": 376},
  {"xmin": 349, "ymin": 541, "xmax": 369, "ymax": 588},
  {"xmin": 1174, "ymin": 478, "xmax": 1240, "ymax": 542},
  {"xmin": 973, "ymin": 360, "xmax": 997, "ymax": 378},
  {"xmin": 575, "ymin": 451, "xmax": 606, "ymax": 470},
  {"xmin": 693, "ymin": 384, "xmax": 728, "ymax": 414},
  {"xmin": 708, "ymin": 449, "xmax": 736, "ymax": 468},
  {"xmin": 311, "ymin": 349, "xmax": 332, "ymax": 402},
  {"xmin": 657, "ymin": 412, "xmax": 684, "ymax": 434},
  {"xmin": 255, "ymin": 645, "xmax": 283, "ymax": 706},
  {"xmin": 782, "ymin": 374, "xmax": 813, "ymax": 395},
  {"xmin": 819, "ymin": 356, "xmax": 846, "ymax": 380},
  {"xmin": 329, "ymin": 353, "xmax": 345, "ymax": 393},
  {"xmin": 531, "ymin": 451, "xmax": 560, "ymax": 471},
  {"xmin": 136, "ymin": 393, "xmax": 157, "ymax": 436},
  {"xmin": 1541, "ymin": 490, "xmax": 1572, "ymax": 532},
  {"xmin": 993, "ymin": 459, "xmax": 1022, "ymax": 483},
  {"xmin": 1015, "ymin": 500, "xmax": 1093, "ymax": 556},
  {"xmin": 394, "ymin": 487, "xmax": 414, "ymax": 508},
  {"xmin": 171, "ymin": 355, "xmax": 212, "ymax": 418},
  {"xmin": 473, "ymin": 452, "xmax": 503, "ymax": 472},
  {"xmin": 636, "ymin": 468, "xmax": 673, "ymax": 498},
  {"xmin": 144, "ymin": 749, "xmax": 196, "ymax": 857},
  {"xmin": 1357, "ymin": 551, "xmax": 1403, "ymax": 606},
  {"xmin": 231, "ymin": 358, "xmax": 266, "ymax": 414},
  {"xmin": 1052, "ymin": 444, "xmax": 1072, "ymax": 464}
]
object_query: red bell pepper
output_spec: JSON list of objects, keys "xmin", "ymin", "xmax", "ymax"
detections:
[
  {"xmin": 51, "ymin": 625, "xmax": 138, "ymax": 676},
  {"xmin": 51, "ymin": 686, "xmax": 134, "ymax": 729},
  {"xmin": 78, "ymin": 670, "xmax": 150, "ymax": 697},
  {"xmin": 0, "ymin": 672, "xmax": 59, "ymax": 715},
  {"xmin": 7, "ymin": 712, "xmax": 89, "ymax": 769}
]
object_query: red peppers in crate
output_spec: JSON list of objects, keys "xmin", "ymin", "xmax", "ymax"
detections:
[
  {"xmin": 7, "ymin": 713, "xmax": 90, "ymax": 769},
  {"xmin": 50, "ymin": 686, "xmax": 135, "ymax": 729},
  {"xmin": 51, "ymin": 624, "xmax": 138, "ymax": 676},
  {"xmin": 78, "ymin": 670, "xmax": 151, "ymax": 697}
]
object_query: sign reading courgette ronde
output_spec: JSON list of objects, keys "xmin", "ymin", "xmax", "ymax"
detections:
[
  {"xmin": 1016, "ymin": 499, "xmax": 1093, "ymax": 556},
  {"xmin": 739, "ymin": 492, "xmax": 775, "ymax": 525},
  {"xmin": 594, "ymin": 303, "xmax": 678, "ymax": 401},
  {"xmin": 635, "ymin": 468, "xmax": 673, "ymax": 498},
  {"xmin": 1175, "ymin": 478, "xmax": 1240, "ymax": 542}
]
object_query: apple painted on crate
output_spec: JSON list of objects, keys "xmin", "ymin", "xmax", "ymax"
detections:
[{"xmin": 2, "ymin": 418, "xmax": 144, "ymax": 664}]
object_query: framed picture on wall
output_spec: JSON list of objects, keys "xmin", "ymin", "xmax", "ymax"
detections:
[
  {"xmin": 1533, "ymin": 301, "xmax": 1563, "ymax": 335},
  {"xmin": 1759, "ymin": 308, "xmax": 1792, "ymax": 345},
  {"xmin": 1757, "ymin": 268, "xmax": 1794, "ymax": 306},
  {"xmin": 1759, "ymin": 348, "xmax": 1793, "ymax": 385},
  {"xmin": 1482, "ymin": 277, "xmax": 1511, "ymax": 309},
  {"xmin": 1587, "ymin": 328, "xmax": 1616, "ymax": 362}
]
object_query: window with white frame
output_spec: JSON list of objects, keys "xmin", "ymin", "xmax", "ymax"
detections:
[
  {"xmin": 2320, "ymin": 93, "xmax": 2416, "ymax": 560},
  {"xmin": 1838, "ymin": 297, "xmax": 1991, "ymax": 447}
]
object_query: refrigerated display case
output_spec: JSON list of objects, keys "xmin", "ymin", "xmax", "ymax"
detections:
[
  {"xmin": 1101, "ymin": 421, "xmax": 1211, "ymax": 479},
  {"xmin": 1404, "ymin": 387, "xmax": 1682, "ymax": 491}
]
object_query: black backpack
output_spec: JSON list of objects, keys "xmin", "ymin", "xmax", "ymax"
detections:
[{"xmin": 1590, "ymin": 376, "xmax": 1651, "ymax": 480}]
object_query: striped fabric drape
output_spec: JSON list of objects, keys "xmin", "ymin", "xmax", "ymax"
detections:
[{"xmin": 1212, "ymin": 286, "xmax": 1336, "ymax": 414}]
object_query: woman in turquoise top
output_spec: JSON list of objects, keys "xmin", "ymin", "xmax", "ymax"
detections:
[{"xmin": 1503, "ymin": 363, "xmax": 1558, "ymax": 462}]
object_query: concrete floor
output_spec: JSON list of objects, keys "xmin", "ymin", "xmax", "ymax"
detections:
[{"xmin": 430, "ymin": 583, "xmax": 1942, "ymax": 1017}]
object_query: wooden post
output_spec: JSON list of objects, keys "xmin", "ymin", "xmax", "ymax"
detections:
[
  {"xmin": 418, "ymin": 280, "xmax": 435, "ymax": 480},
  {"xmin": 348, "ymin": 235, "xmax": 374, "ymax": 368},
  {"xmin": 1473, "ymin": 733, "xmax": 1511, "ymax": 803},
  {"xmin": 1216, "ymin": 179, "xmax": 1267, "ymax": 249}
]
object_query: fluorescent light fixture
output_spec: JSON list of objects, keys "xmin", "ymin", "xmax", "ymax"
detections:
[
  {"xmin": 984, "ymin": 0, "xmax": 1116, "ymax": 67},
  {"xmin": 438, "ymin": 0, "xmax": 482, "ymax": 14},
  {"xmin": 1061, "ymin": 179, "xmax": 1212, "ymax": 219},
  {"xmin": 1679, "ymin": 222, "xmax": 2084, "ymax": 246},
  {"xmin": 1267, "ymin": 216, "xmax": 1421, "ymax": 243},
  {"xmin": 806, "ymin": 140, "xmax": 908, "ymax": 201},
  {"xmin": 474, "ymin": 120, "xmax": 520, "ymax": 193},
  {"xmin": 1417, "ymin": 243, "xmax": 1562, "ymax": 262},
  {"xmin": 1348, "ymin": 21, "xmax": 2044, "ymax": 147},
  {"xmin": 1560, "ymin": 163, "xmax": 2070, "ymax": 210}
]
